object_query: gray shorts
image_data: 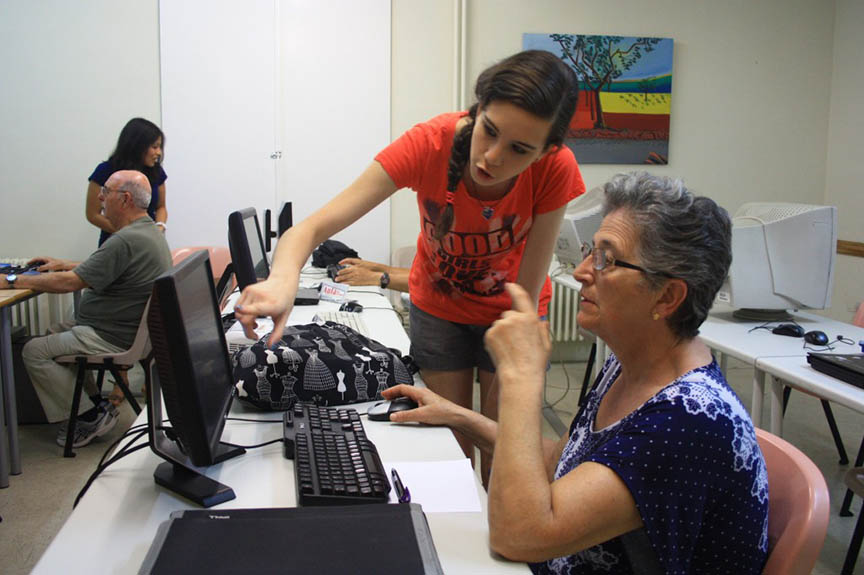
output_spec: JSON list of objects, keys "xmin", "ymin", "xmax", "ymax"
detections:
[{"xmin": 409, "ymin": 304, "xmax": 495, "ymax": 373}]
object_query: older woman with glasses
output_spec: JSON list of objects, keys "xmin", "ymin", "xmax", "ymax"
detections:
[{"xmin": 382, "ymin": 171, "xmax": 769, "ymax": 574}]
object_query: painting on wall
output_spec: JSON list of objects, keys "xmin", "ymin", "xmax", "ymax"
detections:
[{"xmin": 523, "ymin": 33, "xmax": 673, "ymax": 165}]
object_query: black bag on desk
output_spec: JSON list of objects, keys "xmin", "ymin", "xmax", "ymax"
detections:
[
  {"xmin": 311, "ymin": 239, "xmax": 358, "ymax": 268},
  {"xmin": 231, "ymin": 321, "xmax": 417, "ymax": 410}
]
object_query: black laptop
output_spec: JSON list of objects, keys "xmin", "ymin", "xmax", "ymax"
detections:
[{"xmin": 807, "ymin": 353, "xmax": 864, "ymax": 389}]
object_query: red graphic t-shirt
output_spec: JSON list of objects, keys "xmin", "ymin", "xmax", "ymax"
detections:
[{"xmin": 376, "ymin": 112, "xmax": 585, "ymax": 325}]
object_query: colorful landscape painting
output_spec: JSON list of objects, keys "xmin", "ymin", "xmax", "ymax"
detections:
[{"xmin": 523, "ymin": 33, "xmax": 673, "ymax": 165}]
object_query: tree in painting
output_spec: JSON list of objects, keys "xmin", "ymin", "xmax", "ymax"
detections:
[{"xmin": 550, "ymin": 34, "xmax": 662, "ymax": 129}]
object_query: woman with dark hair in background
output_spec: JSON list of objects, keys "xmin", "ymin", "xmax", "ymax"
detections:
[
  {"xmin": 235, "ymin": 50, "xmax": 585, "ymax": 483},
  {"xmin": 86, "ymin": 117, "xmax": 167, "ymax": 245}
]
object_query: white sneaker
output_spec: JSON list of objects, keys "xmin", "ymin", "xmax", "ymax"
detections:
[{"xmin": 55, "ymin": 405, "xmax": 119, "ymax": 448}]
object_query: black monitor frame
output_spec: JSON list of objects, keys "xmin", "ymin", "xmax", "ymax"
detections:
[
  {"xmin": 147, "ymin": 251, "xmax": 245, "ymax": 507},
  {"xmin": 264, "ymin": 201, "xmax": 293, "ymax": 252},
  {"xmin": 228, "ymin": 207, "xmax": 269, "ymax": 291}
]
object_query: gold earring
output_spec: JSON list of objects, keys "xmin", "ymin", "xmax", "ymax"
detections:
[{"xmin": 652, "ymin": 312, "xmax": 660, "ymax": 321}]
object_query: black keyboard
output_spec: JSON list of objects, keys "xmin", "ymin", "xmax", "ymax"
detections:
[
  {"xmin": 283, "ymin": 403, "xmax": 390, "ymax": 506},
  {"xmin": 0, "ymin": 261, "xmax": 42, "ymax": 275}
]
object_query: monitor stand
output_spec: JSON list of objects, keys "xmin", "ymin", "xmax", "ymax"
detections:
[
  {"xmin": 732, "ymin": 308, "xmax": 793, "ymax": 322},
  {"xmin": 153, "ymin": 443, "xmax": 244, "ymax": 508},
  {"xmin": 147, "ymin": 368, "xmax": 246, "ymax": 507}
]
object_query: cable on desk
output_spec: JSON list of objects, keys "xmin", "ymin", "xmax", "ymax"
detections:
[
  {"xmin": 74, "ymin": 430, "xmax": 150, "ymax": 508},
  {"xmin": 222, "ymin": 437, "xmax": 284, "ymax": 450},
  {"xmin": 747, "ymin": 319, "xmax": 804, "ymax": 333},
  {"xmin": 226, "ymin": 416, "xmax": 283, "ymax": 423},
  {"xmin": 96, "ymin": 421, "xmax": 157, "ymax": 469}
]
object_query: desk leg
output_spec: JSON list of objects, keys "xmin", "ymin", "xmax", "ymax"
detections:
[
  {"xmin": 0, "ymin": 307, "xmax": 12, "ymax": 487},
  {"xmin": 0, "ymin": 307, "xmax": 20, "ymax": 475},
  {"xmin": 751, "ymin": 369, "xmax": 765, "ymax": 428},
  {"xmin": 769, "ymin": 375, "xmax": 784, "ymax": 436}
]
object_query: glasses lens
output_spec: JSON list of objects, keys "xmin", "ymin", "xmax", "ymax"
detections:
[{"xmin": 592, "ymin": 247, "xmax": 606, "ymax": 271}]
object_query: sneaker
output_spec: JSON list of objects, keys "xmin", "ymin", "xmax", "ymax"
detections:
[{"xmin": 55, "ymin": 405, "xmax": 119, "ymax": 448}]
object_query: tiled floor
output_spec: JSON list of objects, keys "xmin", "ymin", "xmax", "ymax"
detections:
[{"xmin": 1, "ymin": 355, "xmax": 862, "ymax": 574}]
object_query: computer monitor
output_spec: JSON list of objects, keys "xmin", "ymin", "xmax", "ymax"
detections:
[
  {"xmin": 228, "ymin": 207, "xmax": 269, "ymax": 291},
  {"xmin": 715, "ymin": 202, "xmax": 838, "ymax": 320},
  {"xmin": 147, "ymin": 250, "xmax": 245, "ymax": 507},
  {"xmin": 277, "ymin": 201, "xmax": 293, "ymax": 237},
  {"xmin": 555, "ymin": 186, "xmax": 605, "ymax": 268},
  {"xmin": 264, "ymin": 201, "xmax": 293, "ymax": 252}
]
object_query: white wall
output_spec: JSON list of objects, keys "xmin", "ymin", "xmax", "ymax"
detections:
[
  {"xmin": 825, "ymin": 0, "xmax": 864, "ymax": 320},
  {"xmin": 391, "ymin": 0, "xmax": 863, "ymax": 320},
  {"xmin": 0, "ymin": 0, "xmax": 161, "ymax": 260},
  {"xmin": 1, "ymin": 0, "xmax": 860, "ymax": 320},
  {"xmin": 390, "ymin": 0, "xmax": 836, "ymax": 248}
]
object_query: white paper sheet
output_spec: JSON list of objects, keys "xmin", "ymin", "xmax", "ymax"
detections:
[{"xmin": 385, "ymin": 459, "xmax": 482, "ymax": 513}]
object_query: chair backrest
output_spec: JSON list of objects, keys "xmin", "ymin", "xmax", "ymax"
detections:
[
  {"xmin": 757, "ymin": 428, "xmax": 830, "ymax": 575},
  {"xmin": 853, "ymin": 301, "xmax": 864, "ymax": 328},
  {"xmin": 171, "ymin": 246, "xmax": 232, "ymax": 283}
]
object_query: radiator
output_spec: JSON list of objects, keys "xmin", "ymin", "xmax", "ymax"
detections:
[{"xmin": 549, "ymin": 280, "xmax": 581, "ymax": 343}]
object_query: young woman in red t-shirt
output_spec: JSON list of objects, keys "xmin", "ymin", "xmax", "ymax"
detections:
[{"xmin": 236, "ymin": 50, "xmax": 585, "ymax": 479}]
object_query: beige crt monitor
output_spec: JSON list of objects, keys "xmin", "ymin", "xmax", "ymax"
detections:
[{"xmin": 716, "ymin": 202, "xmax": 838, "ymax": 320}]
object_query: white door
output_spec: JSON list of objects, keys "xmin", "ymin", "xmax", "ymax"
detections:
[
  {"xmin": 278, "ymin": 0, "xmax": 391, "ymax": 264},
  {"xmin": 159, "ymin": 0, "xmax": 278, "ymax": 250}
]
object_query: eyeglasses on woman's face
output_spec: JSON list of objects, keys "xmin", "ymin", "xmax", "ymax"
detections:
[{"xmin": 580, "ymin": 242, "xmax": 650, "ymax": 274}]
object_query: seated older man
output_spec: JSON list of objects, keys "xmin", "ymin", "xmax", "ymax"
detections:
[{"xmin": 1, "ymin": 170, "xmax": 171, "ymax": 448}]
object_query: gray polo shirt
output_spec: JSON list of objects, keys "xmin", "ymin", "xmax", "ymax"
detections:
[{"xmin": 74, "ymin": 216, "xmax": 172, "ymax": 348}]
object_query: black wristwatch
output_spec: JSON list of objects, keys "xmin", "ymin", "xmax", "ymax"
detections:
[
  {"xmin": 379, "ymin": 272, "xmax": 390, "ymax": 289},
  {"xmin": 5, "ymin": 273, "xmax": 17, "ymax": 287}
]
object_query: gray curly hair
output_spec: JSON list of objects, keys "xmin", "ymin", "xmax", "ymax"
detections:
[{"xmin": 602, "ymin": 171, "xmax": 732, "ymax": 339}]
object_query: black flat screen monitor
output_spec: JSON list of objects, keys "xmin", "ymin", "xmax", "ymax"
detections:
[
  {"xmin": 277, "ymin": 201, "xmax": 293, "ymax": 237},
  {"xmin": 147, "ymin": 251, "xmax": 245, "ymax": 507},
  {"xmin": 228, "ymin": 207, "xmax": 269, "ymax": 291}
]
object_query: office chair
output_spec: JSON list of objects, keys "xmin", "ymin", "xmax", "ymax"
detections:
[
  {"xmin": 171, "ymin": 246, "xmax": 235, "ymax": 308},
  {"xmin": 757, "ymin": 428, "xmax": 830, "ymax": 575},
  {"xmin": 171, "ymin": 246, "xmax": 232, "ymax": 285},
  {"xmin": 54, "ymin": 301, "xmax": 151, "ymax": 457}
]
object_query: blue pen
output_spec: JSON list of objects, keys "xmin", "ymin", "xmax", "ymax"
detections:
[{"xmin": 391, "ymin": 468, "xmax": 411, "ymax": 503}]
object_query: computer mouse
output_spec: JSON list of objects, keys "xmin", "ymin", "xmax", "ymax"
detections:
[
  {"xmin": 339, "ymin": 300, "xmax": 363, "ymax": 313},
  {"xmin": 367, "ymin": 397, "xmax": 419, "ymax": 421},
  {"xmin": 327, "ymin": 263, "xmax": 346, "ymax": 280},
  {"xmin": 772, "ymin": 323, "xmax": 804, "ymax": 338},
  {"xmin": 804, "ymin": 330, "xmax": 829, "ymax": 346}
]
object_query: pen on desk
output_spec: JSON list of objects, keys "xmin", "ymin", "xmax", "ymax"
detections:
[{"xmin": 391, "ymin": 468, "xmax": 411, "ymax": 503}]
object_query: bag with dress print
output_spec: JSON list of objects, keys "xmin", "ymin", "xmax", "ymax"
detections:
[{"xmin": 230, "ymin": 321, "xmax": 418, "ymax": 411}]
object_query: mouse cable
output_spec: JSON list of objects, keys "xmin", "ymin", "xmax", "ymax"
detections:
[
  {"xmin": 222, "ymin": 437, "xmax": 284, "ymax": 450},
  {"xmin": 835, "ymin": 336, "xmax": 856, "ymax": 346},
  {"xmin": 226, "ymin": 416, "xmax": 283, "ymax": 423},
  {"xmin": 747, "ymin": 324, "xmax": 774, "ymax": 333},
  {"xmin": 804, "ymin": 343, "xmax": 835, "ymax": 352}
]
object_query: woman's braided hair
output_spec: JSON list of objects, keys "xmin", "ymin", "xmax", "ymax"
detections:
[{"xmin": 434, "ymin": 50, "xmax": 578, "ymax": 240}]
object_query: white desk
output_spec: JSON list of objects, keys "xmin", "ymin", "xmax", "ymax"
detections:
[
  {"xmin": 33, "ymin": 287, "xmax": 528, "ymax": 574},
  {"xmin": 755, "ymin": 355, "xmax": 864, "ymax": 436},
  {"xmin": 699, "ymin": 307, "xmax": 864, "ymax": 432}
]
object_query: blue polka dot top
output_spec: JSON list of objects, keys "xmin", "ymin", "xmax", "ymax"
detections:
[{"xmin": 531, "ymin": 355, "xmax": 769, "ymax": 575}]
